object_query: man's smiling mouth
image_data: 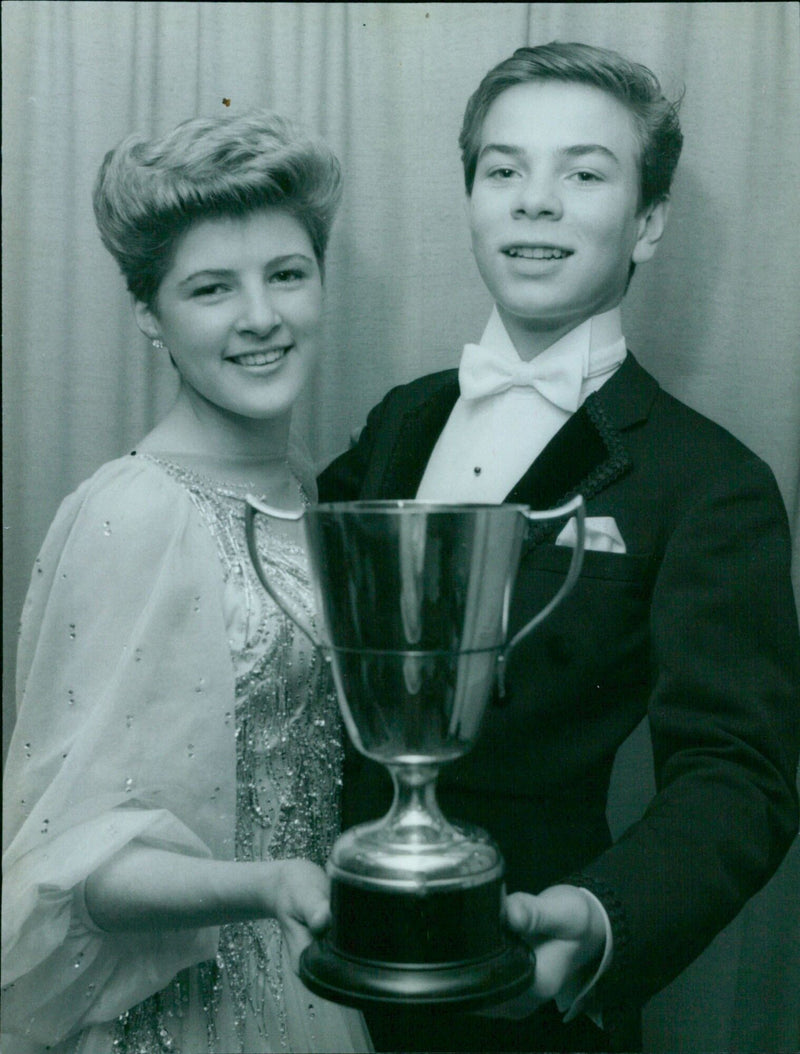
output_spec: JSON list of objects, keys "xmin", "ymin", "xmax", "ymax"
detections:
[{"xmin": 504, "ymin": 246, "xmax": 572, "ymax": 260}]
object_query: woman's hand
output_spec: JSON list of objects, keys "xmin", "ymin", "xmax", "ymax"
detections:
[
  {"xmin": 265, "ymin": 859, "xmax": 332, "ymax": 971},
  {"xmin": 84, "ymin": 846, "xmax": 331, "ymax": 975},
  {"xmin": 481, "ymin": 884, "xmax": 607, "ymax": 1020}
]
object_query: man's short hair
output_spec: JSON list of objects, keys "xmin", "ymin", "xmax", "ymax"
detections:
[{"xmin": 459, "ymin": 42, "xmax": 683, "ymax": 211}]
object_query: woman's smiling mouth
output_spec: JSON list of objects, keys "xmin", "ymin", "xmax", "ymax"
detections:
[{"xmin": 228, "ymin": 346, "xmax": 292, "ymax": 367}]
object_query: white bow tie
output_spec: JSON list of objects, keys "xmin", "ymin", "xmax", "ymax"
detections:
[{"xmin": 459, "ymin": 342, "xmax": 583, "ymax": 412}]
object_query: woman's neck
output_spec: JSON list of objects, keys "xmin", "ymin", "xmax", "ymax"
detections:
[
  {"xmin": 139, "ymin": 388, "xmax": 292, "ymax": 462},
  {"xmin": 137, "ymin": 389, "xmax": 303, "ymax": 499}
]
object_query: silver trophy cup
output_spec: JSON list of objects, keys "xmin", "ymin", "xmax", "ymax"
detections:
[{"xmin": 244, "ymin": 496, "xmax": 585, "ymax": 1009}]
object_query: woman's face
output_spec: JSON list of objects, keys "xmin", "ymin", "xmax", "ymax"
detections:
[{"xmin": 136, "ymin": 207, "xmax": 323, "ymax": 424}]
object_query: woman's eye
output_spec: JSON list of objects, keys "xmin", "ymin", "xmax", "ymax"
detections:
[
  {"xmin": 570, "ymin": 170, "xmax": 603, "ymax": 184},
  {"xmin": 191, "ymin": 283, "xmax": 228, "ymax": 297},
  {"xmin": 488, "ymin": 167, "xmax": 518, "ymax": 180}
]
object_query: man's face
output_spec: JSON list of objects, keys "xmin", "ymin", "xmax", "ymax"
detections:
[{"xmin": 467, "ymin": 80, "xmax": 664, "ymax": 354}]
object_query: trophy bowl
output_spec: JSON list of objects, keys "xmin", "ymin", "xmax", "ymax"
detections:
[{"xmin": 244, "ymin": 497, "xmax": 585, "ymax": 1009}]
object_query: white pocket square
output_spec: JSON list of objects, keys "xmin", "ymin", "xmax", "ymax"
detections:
[{"xmin": 556, "ymin": 515, "xmax": 626, "ymax": 554}]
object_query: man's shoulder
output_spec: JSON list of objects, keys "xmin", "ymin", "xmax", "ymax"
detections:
[
  {"xmin": 606, "ymin": 355, "xmax": 785, "ymax": 521},
  {"xmin": 614, "ymin": 353, "xmax": 764, "ymax": 468},
  {"xmin": 652, "ymin": 381, "xmax": 763, "ymax": 470},
  {"xmin": 378, "ymin": 368, "xmax": 459, "ymax": 409},
  {"xmin": 359, "ymin": 369, "xmax": 459, "ymax": 438}
]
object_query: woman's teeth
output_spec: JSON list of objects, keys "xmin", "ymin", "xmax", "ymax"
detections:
[{"xmin": 232, "ymin": 348, "xmax": 288, "ymax": 366}]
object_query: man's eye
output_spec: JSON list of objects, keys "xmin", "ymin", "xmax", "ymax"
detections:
[
  {"xmin": 270, "ymin": 269, "xmax": 305, "ymax": 284},
  {"xmin": 488, "ymin": 167, "xmax": 517, "ymax": 180}
]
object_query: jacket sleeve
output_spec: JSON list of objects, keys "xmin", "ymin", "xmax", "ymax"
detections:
[
  {"xmin": 1, "ymin": 459, "xmax": 237, "ymax": 1045},
  {"xmin": 318, "ymin": 398, "xmax": 388, "ymax": 502},
  {"xmin": 573, "ymin": 454, "xmax": 800, "ymax": 1010}
]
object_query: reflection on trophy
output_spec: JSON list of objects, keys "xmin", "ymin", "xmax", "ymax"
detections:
[{"xmin": 245, "ymin": 497, "xmax": 585, "ymax": 1009}]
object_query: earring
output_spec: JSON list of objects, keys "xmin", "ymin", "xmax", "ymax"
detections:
[{"xmin": 151, "ymin": 339, "xmax": 166, "ymax": 350}]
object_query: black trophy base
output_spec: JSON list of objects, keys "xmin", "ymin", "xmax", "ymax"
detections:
[{"xmin": 299, "ymin": 874, "xmax": 533, "ymax": 1009}]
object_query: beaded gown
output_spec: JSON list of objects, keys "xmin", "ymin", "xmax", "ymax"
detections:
[{"xmin": 2, "ymin": 454, "xmax": 371, "ymax": 1053}]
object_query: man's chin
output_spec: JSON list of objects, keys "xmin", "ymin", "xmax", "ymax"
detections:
[{"xmin": 497, "ymin": 301, "xmax": 591, "ymax": 340}]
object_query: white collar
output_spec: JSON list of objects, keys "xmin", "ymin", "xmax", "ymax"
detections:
[{"xmin": 476, "ymin": 306, "xmax": 625, "ymax": 379}]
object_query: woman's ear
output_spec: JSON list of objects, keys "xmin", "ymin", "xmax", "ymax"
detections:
[
  {"xmin": 632, "ymin": 199, "xmax": 669, "ymax": 265},
  {"xmin": 133, "ymin": 298, "xmax": 161, "ymax": 343}
]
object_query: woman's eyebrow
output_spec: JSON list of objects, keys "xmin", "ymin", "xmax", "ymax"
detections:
[
  {"xmin": 177, "ymin": 255, "xmax": 314, "ymax": 287},
  {"xmin": 177, "ymin": 269, "xmax": 236, "ymax": 287}
]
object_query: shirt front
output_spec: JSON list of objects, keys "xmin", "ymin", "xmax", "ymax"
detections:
[
  {"xmin": 416, "ymin": 306, "xmax": 626, "ymax": 502},
  {"xmin": 415, "ymin": 306, "xmax": 623, "ymax": 1022}
]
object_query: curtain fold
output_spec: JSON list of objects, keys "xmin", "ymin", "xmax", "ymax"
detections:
[{"xmin": 3, "ymin": 4, "xmax": 798, "ymax": 1051}]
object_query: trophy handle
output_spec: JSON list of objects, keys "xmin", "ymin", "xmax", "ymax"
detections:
[
  {"xmin": 244, "ymin": 495, "xmax": 320, "ymax": 648},
  {"xmin": 497, "ymin": 494, "xmax": 586, "ymax": 696}
]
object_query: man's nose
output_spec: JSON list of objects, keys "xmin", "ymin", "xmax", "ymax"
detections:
[{"xmin": 511, "ymin": 174, "xmax": 563, "ymax": 220}]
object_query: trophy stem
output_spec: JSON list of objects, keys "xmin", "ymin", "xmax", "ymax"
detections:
[{"xmin": 381, "ymin": 762, "xmax": 453, "ymax": 846}]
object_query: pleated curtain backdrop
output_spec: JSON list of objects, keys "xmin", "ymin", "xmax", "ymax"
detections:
[{"xmin": 2, "ymin": 3, "xmax": 799, "ymax": 1051}]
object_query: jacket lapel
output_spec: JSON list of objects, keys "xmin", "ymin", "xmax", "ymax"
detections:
[
  {"xmin": 376, "ymin": 373, "xmax": 460, "ymax": 497},
  {"xmin": 507, "ymin": 353, "xmax": 659, "ymax": 540},
  {"xmin": 373, "ymin": 354, "xmax": 660, "ymax": 522}
]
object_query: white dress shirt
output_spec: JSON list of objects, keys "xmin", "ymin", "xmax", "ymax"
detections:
[
  {"xmin": 416, "ymin": 306, "xmax": 626, "ymax": 502},
  {"xmin": 416, "ymin": 306, "xmax": 623, "ymax": 1022}
]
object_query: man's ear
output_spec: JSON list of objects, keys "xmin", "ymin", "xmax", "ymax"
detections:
[
  {"xmin": 133, "ymin": 298, "xmax": 161, "ymax": 343},
  {"xmin": 632, "ymin": 199, "xmax": 669, "ymax": 265},
  {"xmin": 464, "ymin": 193, "xmax": 477, "ymax": 256}
]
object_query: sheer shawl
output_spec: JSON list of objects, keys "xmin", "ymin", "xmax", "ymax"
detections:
[{"xmin": 2, "ymin": 457, "xmax": 237, "ymax": 1044}]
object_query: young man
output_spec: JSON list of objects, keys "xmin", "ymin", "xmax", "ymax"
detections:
[{"xmin": 319, "ymin": 43, "xmax": 800, "ymax": 1052}]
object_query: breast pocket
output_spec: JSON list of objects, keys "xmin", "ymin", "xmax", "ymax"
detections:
[
  {"xmin": 509, "ymin": 543, "xmax": 655, "ymax": 697},
  {"xmin": 532, "ymin": 542, "xmax": 651, "ymax": 584}
]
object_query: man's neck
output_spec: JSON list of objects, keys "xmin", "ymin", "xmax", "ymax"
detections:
[{"xmin": 497, "ymin": 303, "xmax": 623, "ymax": 362}]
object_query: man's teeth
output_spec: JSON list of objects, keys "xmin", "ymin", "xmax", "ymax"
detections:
[
  {"xmin": 506, "ymin": 247, "xmax": 570, "ymax": 259},
  {"xmin": 233, "ymin": 348, "xmax": 288, "ymax": 366}
]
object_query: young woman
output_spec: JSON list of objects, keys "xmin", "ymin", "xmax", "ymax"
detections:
[{"xmin": 2, "ymin": 111, "xmax": 371, "ymax": 1054}]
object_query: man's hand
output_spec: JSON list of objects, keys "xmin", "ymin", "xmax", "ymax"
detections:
[{"xmin": 482, "ymin": 884, "xmax": 608, "ymax": 1020}]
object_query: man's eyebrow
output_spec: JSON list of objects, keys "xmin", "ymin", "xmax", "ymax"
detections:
[
  {"xmin": 477, "ymin": 142, "xmax": 621, "ymax": 165},
  {"xmin": 558, "ymin": 144, "xmax": 621, "ymax": 165},
  {"xmin": 477, "ymin": 143, "xmax": 526, "ymax": 163}
]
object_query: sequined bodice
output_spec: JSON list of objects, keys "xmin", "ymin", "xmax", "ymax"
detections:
[
  {"xmin": 143, "ymin": 456, "xmax": 344, "ymax": 866},
  {"xmin": 114, "ymin": 457, "xmax": 345, "ymax": 1052}
]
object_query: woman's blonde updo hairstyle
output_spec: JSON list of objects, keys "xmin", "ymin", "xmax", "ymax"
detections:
[{"xmin": 93, "ymin": 110, "xmax": 342, "ymax": 308}]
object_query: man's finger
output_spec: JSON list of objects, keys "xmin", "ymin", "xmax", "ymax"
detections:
[
  {"xmin": 504, "ymin": 892, "xmax": 540, "ymax": 938},
  {"xmin": 508, "ymin": 887, "xmax": 594, "ymax": 942}
]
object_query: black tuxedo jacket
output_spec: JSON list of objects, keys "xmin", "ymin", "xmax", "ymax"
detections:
[{"xmin": 318, "ymin": 353, "xmax": 800, "ymax": 1037}]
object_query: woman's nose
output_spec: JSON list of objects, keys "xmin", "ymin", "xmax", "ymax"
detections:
[
  {"xmin": 512, "ymin": 175, "xmax": 563, "ymax": 220},
  {"xmin": 236, "ymin": 287, "xmax": 281, "ymax": 335}
]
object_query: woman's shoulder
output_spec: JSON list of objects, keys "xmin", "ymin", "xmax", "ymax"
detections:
[
  {"xmin": 64, "ymin": 452, "xmax": 189, "ymax": 516},
  {"xmin": 46, "ymin": 453, "xmax": 207, "ymax": 564},
  {"xmin": 21, "ymin": 454, "xmax": 228, "ymax": 666}
]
